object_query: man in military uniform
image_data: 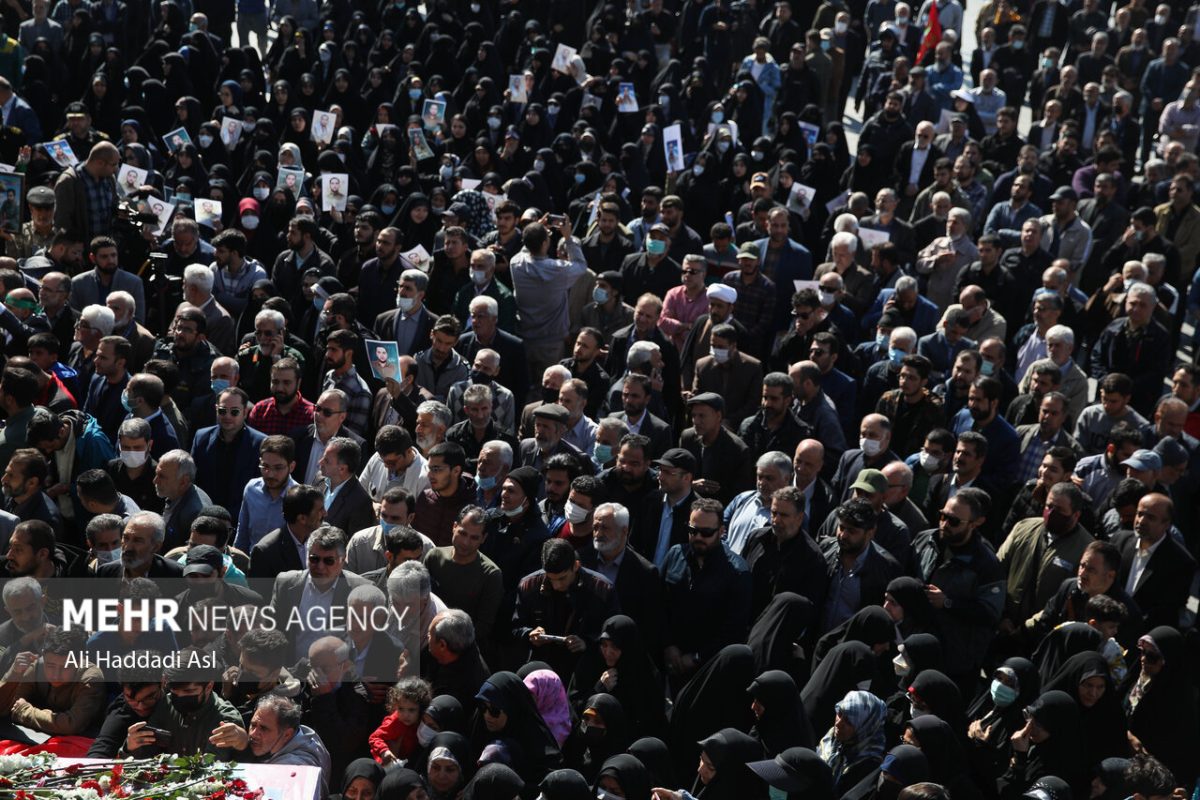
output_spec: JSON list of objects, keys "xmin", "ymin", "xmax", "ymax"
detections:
[
  {"xmin": 53, "ymin": 102, "xmax": 108, "ymax": 162},
  {"xmin": 4, "ymin": 185, "xmax": 57, "ymax": 260}
]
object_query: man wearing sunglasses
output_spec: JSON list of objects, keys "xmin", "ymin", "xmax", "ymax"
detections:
[
  {"xmin": 661, "ymin": 497, "xmax": 751, "ymax": 684},
  {"xmin": 910, "ymin": 487, "xmax": 1003, "ymax": 693},
  {"xmin": 190, "ymin": 387, "xmax": 265, "ymax": 521}
]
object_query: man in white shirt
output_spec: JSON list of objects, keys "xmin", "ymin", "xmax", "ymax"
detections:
[{"xmin": 359, "ymin": 425, "xmax": 429, "ymax": 502}]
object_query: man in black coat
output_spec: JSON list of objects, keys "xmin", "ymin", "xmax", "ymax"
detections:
[
  {"xmin": 454, "ymin": 296, "xmax": 530, "ymax": 405},
  {"xmin": 581, "ymin": 501, "xmax": 666, "ymax": 653},
  {"xmin": 743, "ymin": 485, "xmax": 829, "ymax": 617},
  {"xmin": 248, "ymin": 485, "xmax": 326, "ymax": 580},
  {"xmin": 374, "ymin": 270, "xmax": 437, "ymax": 358},
  {"xmin": 631, "ymin": 448, "xmax": 698, "ymax": 567},
  {"xmin": 1111, "ymin": 493, "xmax": 1196, "ymax": 631},
  {"xmin": 819, "ymin": 499, "xmax": 903, "ymax": 632},
  {"xmin": 678, "ymin": 393, "xmax": 755, "ymax": 506},
  {"xmin": 422, "ymin": 608, "xmax": 491, "ymax": 710}
]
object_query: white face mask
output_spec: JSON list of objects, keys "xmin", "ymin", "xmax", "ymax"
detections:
[
  {"xmin": 711, "ymin": 347, "xmax": 730, "ymax": 363},
  {"xmin": 856, "ymin": 678, "xmax": 872, "ymax": 690},
  {"xmin": 818, "ymin": 290, "xmax": 837, "ymax": 307},
  {"xmin": 835, "ymin": 20, "xmax": 848, "ymax": 33},
  {"xmin": 918, "ymin": 451, "xmax": 941, "ymax": 472},
  {"xmin": 94, "ymin": 546, "xmax": 122, "ymax": 564},
  {"xmin": 416, "ymin": 721, "xmax": 437, "ymax": 746},
  {"xmin": 860, "ymin": 437, "xmax": 883, "ymax": 457},
  {"xmin": 892, "ymin": 650, "xmax": 909, "ymax": 676},
  {"xmin": 564, "ymin": 500, "xmax": 589, "ymax": 524},
  {"xmin": 910, "ymin": 702, "xmax": 930, "ymax": 718},
  {"xmin": 471, "ymin": 268, "xmax": 489, "ymax": 286},
  {"xmin": 120, "ymin": 449, "xmax": 148, "ymax": 468},
  {"xmin": 241, "ymin": 214, "xmax": 260, "ymax": 230}
]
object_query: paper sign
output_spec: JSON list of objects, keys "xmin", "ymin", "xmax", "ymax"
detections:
[
  {"xmin": 42, "ymin": 141, "xmax": 78, "ymax": 167},
  {"xmin": 791, "ymin": 182, "xmax": 816, "ymax": 207},
  {"xmin": 401, "ymin": 244, "xmax": 431, "ymax": 274},
  {"xmin": 482, "ymin": 192, "xmax": 505, "ymax": 220},
  {"xmin": 935, "ymin": 107, "xmax": 954, "ymax": 134},
  {"xmin": 616, "ymin": 82, "xmax": 639, "ymax": 112},
  {"xmin": 793, "ymin": 280, "xmax": 820, "ymax": 293},
  {"xmin": 460, "ymin": 178, "xmax": 481, "ymax": 191},
  {"xmin": 117, "ymin": 164, "xmax": 148, "ymax": 197},
  {"xmin": 858, "ymin": 227, "xmax": 892, "ymax": 249},
  {"xmin": 0, "ymin": 163, "xmax": 15, "ymax": 173},
  {"xmin": 276, "ymin": 166, "xmax": 305, "ymax": 194},
  {"xmin": 825, "ymin": 189, "xmax": 850, "ymax": 214},
  {"xmin": 195, "ymin": 198, "xmax": 222, "ymax": 229},
  {"xmin": 798, "ymin": 121, "xmax": 820, "ymax": 147},
  {"xmin": 552, "ymin": 44, "xmax": 577, "ymax": 73},
  {"xmin": 221, "ymin": 117, "xmax": 244, "ymax": 148},
  {"xmin": 162, "ymin": 127, "xmax": 192, "ymax": 154},
  {"xmin": 148, "ymin": 199, "xmax": 175, "ymax": 234},
  {"xmin": 365, "ymin": 339, "xmax": 402, "ymax": 382},
  {"xmin": 580, "ymin": 92, "xmax": 602, "ymax": 112},
  {"xmin": 508, "ymin": 74, "xmax": 528, "ymax": 103},
  {"xmin": 663, "ymin": 123, "xmax": 685, "ymax": 172},
  {"xmin": 409, "ymin": 127, "xmax": 435, "ymax": 161},
  {"xmin": 321, "ymin": 173, "xmax": 349, "ymax": 211},
  {"xmin": 311, "ymin": 110, "xmax": 336, "ymax": 145},
  {"xmin": 421, "ymin": 99, "xmax": 446, "ymax": 130}
]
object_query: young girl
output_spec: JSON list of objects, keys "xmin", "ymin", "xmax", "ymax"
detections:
[{"xmin": 369, "ymin": 676, "xmax": 433, "ymax": 766}]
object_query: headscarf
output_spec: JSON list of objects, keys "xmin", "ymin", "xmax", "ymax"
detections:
[
  {"xmin": 1017, "ymin": 690, "xmax": 1086, "ymax": 798},
  {"xmin": 906, "ymin": 670, "xmax": 966, "ymax": 739},
  {"xmin": 462, "ymin": 764, "xmax": 524, "ymax": 800},
  {"xmin": 627, "ymin": 738, "xmax": 673, "ymax": 789},
  {"xmin": 748, "ymin": 593, "xmax": 816, "ymax": 680},
  {"xmin": 1124, "ymin": 626, "xmax": 1198, "ymax": 786},
  {"xmin": 379, "ymin": 768, "xmax": 427, "ymax": 800},
  {"xmin": 884, "ymin": 578, "xmax": 937, "ymax": 638},
  {"xmin": 906, "ymin": 716, "xmax": 978, "ymax": 800},
  {"xmin": 1031, "ymin": 621, "xmax": 1103, "ymax": 685},
  {"xmin": 594, "ymin": 754, "xmax": 651, "ymax": 800},
  {"xmin": 816, "ymin": 691, "xmax": 887, "ymax": 784},
  {"xmin": 539, "ymin": 770, "xmax": 593, "ymax": 800},
  {"xmin": 426, "ymin": 695, "xmax": 467, "ymax": 734},
  {"xmin": 339, "ymin": 758, "xmax": 385, "ymax": 799},
  {"xmin": 748, "ymin": 670, "xmax": 815, "ymax": 755},
  {"xmin": 449, "ymin": 189, "xmax": 496, "ymax": 239},
  {"xmin": 587, "ymin": 615, "xmax": 666, "ymax": 737},
  {"xmin": 801, "ymin": 641, "xmax": 876, "ymax": 734},
  {"xmin": 813, "ymin": 606, "xmax": 896, "ymax": 670},
  {"xmin": 471, "ymin": 672, "xmax": 561, "ymax": 784},
  {"xmin": 840, "ymin": 744, "xmax": 928, "ymax": 800},
  {"xmin": 893, "ymin": 633, "xmax": 943, "ymax": 688},
  {"xmin": 1044, "ymin": 651, "xmax": 1128, "ymax": 761},
  {"xmin": 1091, "ymin": 757, "xmax": 1131, "ymax": 800},
  {"xmin": 693, "ymin": 728, "xmax": 764, "ymax": 800},
  {"xmin": 666, "ymin": 645, "xmax": 756, "ymax": 783},
  {"xmin": 522, "ymin": 669, "xmax": 571, "ymax": 747},
  {"xmin": 965, "ymin": 657, "xmax": 1040, "ymax": 754}
]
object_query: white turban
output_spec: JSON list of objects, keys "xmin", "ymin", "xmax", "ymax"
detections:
[{"xmin": 707, "ymin": 283, "xmax": 737, "ymax": 304}]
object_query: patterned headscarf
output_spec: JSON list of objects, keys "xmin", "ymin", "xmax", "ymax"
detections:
[{"xmin": 816, "ymin": 690, "xmax": 887, "ymax": 781}]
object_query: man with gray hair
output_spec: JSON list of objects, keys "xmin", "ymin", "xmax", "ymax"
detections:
[
  {"xmin": 453, "ymin": 249, "xmax": 518, "ymax": 333},
  {"xmin": 0, "ymin": 576, "xmax": 47, "ymax": 660},
  {"xmin": 1090, "ymin": 280, "xmax": 1173, "ymax": 415},
  {"xmin": 917, "ymin": 206, "xmax": 978, "ymax": 310},
  {"xmin": 816, "ymin": 231, "xmax": 875, "ymax": 315},
  {"xmin": 375, "ymin": 268, "xmax": 436, "ymax": 358},
  {"xmin": 154, "ymin": 449, "xmax": 211, "ymax": 550},
  {"xmin": 723, "ymin": 451, "xmax": 794, "ymax": 555},
  {"xmin": 386, "ymin": 559, "xmax": 447, "ymax": 650},
  {"xmin": 210, "ymin": 694, "xmax": 332, "ymax": 797},
  {"xmin": 425, "ymin": 607, "xmax": 491, "ymax": 708},
  {"xmin": 236, "ymin": 309, "xmax": 305, "ymax": 404},
  {"xmin": 447, "ymin": 349, "xmax": 516, "ymax": 432},
  {"xmin": 456, "ymin": 291, "xmax": 529, "ymax": 405},
  {"xmin": 181, "ymin": 264, "xmax": 235, "ymax": 356},
  {"xmin": 269, "ymin": 525, "xmax": 368, "ymax": 660},
  {"xmin": 96, "ymin": 510, "xmax": 184, "ymax": 578},
  {"xmin": 446, "ymin": 380, "xmax": 520, "ymax": 471},
  {"xmin": 316, "ymin": 436, "xmax": 375, "ymax": 537}
]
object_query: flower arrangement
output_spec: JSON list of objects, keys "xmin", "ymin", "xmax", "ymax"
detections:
[{"xmin": 0, "ymin": 752, "xmax": 265, "ymax": 800}]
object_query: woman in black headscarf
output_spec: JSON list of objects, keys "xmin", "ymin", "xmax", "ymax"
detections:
[
  {"xmin": 462, "ymin": 764, "xmax": 524, "ymax": 800},
  {"xmin": 572, "ymin": 615, "xmax": 666, "ymax": 738},
  {"xmin": 904, "ymin": 670, "xmax": 967, "ymax": 740},
  {"xmin": 425, "ymin": 695, "xmax": 468, "ymax": 736},
  {"xmin": 904, "ymin": 715, "xmax": 980, "ymax": 800},
  {"xmin": 748, "ymin": 670, "xmax": 815, "ymax": 754},
  {"xmin": 1031, "ymin": 621, "xmax": 1103, "ymax": 685},
  {"xmin": 964, "ymin": 658, "xmax": 1040, "ymax": 798},
  {"xmin": 471, "ymin": 672, "xmax": 562, "ymax": 787},
  {"xmin": 564, "ymin": 693, "xmax": 631, "ymax": 782},
  {"xmin": 666, "ymin": 644, "xmax": 756, "ymax": 784},
  {"xmin": 1044, "ymin": 651, "xmax": 1129, "ymax": 762},
  {"xmin": 839, "ymin": 744, "xmax": 929, "ymax": 800},
  {"xmin": 1123, "ymin": 626, "xmax": 1199, "ymax": 787},
  {"xmin": 813, "ymin": 606, "xmax": 896, "ymax": 670},
  {"xmin": 540, "ymin": 770, "xmax": 592, "ymax": 800},
  {"xmin": 594, "ymin": 755, "xmax": 652, "ymax": 800},
  {"xmin": 333, "ymin": 758, "xmax": 385, "ymax": 800},
  {"xmin": 395, "ymin": 192, "xmax": 440, "ymax": 251},
  {"xmin": 627, "ymin": 738, "xmax": 673, "ymax": 790},
  {"xmin": 673, "ymin": 150, "xmax": 722, "ymax": 235},
  {"xmin": 999, "ymin": 690, "xmax": 1087, "ymax": 800},
  {"xmin": 424, "ymin": 731, "xmax": 474, "ymax": 800},
  {"xmin": 883, "ymin": 578, "xmax": 938, "ymax": 639},
  {"xmin": 884, "ymin": 633, "xmax": 944, "ymax": 744},
  {"xmin": 823, "ymin": 123, "xmax": 853, "ymax": 176},
  {"xmin": 748, "ymin": 593, "xmax": 816, "ymax": 681},
  {"xmin": 164, "ymin": 143, "xmax": 209, "ymax": 195},
  {"xmin": 801, "ymin": 641, "xmax": 876, "ymax": 735},
  {"xmin": 379, "ymin": 768, "xmax": 428, "ymax": 800},
  {"xmin": 692, "ymin": 729, "xmax": 764, "ymax": 800},
  {"xmin": 842, "ymin": 144, "xmax": 892, "ymax": 199}
]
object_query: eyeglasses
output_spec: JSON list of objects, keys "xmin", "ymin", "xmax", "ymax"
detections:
[
  {"xmin": 259, "ymin": 461, "xmax": 287, "ymax": 472},
  {"xmin": 308, "ymin": 554, "xmax": 338, "ymax": 566},
  {"xmin": 315, "ymin": 406, "xmax": 344, "ymax": 417},
  {"xmin": 216, "ymin": 407, "xmax": 242, "ymax": 417},
  {"xmin": 688, "ymin": 525, "xmax": 720, "ymax": 538},
  {"xmin": 938, "ymin": 511, "xmax": 963, "ymax": 527},
  {"xmin": 175, "ymin": 326, "xmax": 199, "ymax": 335}
]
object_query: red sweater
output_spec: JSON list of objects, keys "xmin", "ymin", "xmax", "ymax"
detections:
[{"xmin": 368, "ymin": 711, "xmax": 419, "ymax": 762}]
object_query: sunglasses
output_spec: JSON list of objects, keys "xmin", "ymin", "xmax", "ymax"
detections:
[
  {"xmin": 938, "ymin": 511, "xmax": 963, "ymax": 527},
  {"xmin": 308, "ymin": 554, "xmax": 338, "ymax": 566},
  {"xmin": 688, "ymin": 525, "xmax": 720, "ymax": 538},
  {"xmin": 482, "ymin": 704, "xmax": 503, "ymax": 716},
  {"xmin": 315, "ymin": 406, "xmax": 343, "ymax": 417},
  {"xmin": 216, "ymin": 407, "xmax": 241, "ymax": 417}
]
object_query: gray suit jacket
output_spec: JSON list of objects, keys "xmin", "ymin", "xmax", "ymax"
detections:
[{"xmin": 69, "ymin": 268, "xmax": 146, "ymax": 323}]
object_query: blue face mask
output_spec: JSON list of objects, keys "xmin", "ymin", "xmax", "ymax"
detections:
[
  {"xmin": 121, "ymin": 393, "xmax": 135, "ymax": 412},
  {"xmin": 381, "ymin": 203, "xmax": 397, "ymax": 215},
  {"xmin": 646, "ymin": 238, "xmax": 667, "ymax": 256},
  {"xmin": 875, "ymin": 332, "xmax": 888, "ymax": 348},
  {"xmin": 313, "ymin": 295, "xmax": 324, "ymax": 311},
  {"xmin": 592, "ymin": 286, "xmax": 609, "ymax": 304},
  {"xmin": 769, "ymin": 788, "xmax": 789, "ymax": 800},
  {"xmin": 477, "ymin": 474, "xmax": 497, "ymax": 491},
  {"xmin": 711, "ymin": 110, "xmax": 724, "ymax": 124},
  {"xmin": 409, "ymin": 88, "xmax": 422, "ymax": 100},
  {"xmin": 574, "ymin": 173, "xmax": 586, "ymax": 184},
  {"xmin": 990, "ymin": 679, "xmax": 1018, "ymax": 707},
  {"xmin": 820, "ymin": 40, "xmax": 831, "ymax": 51},
  {"xmin": 888, "ymin": 347, "xmax": 904, "ymax": 366},
  {"xmin": 380, "ymin": 518, "xmax": 397, "ymax": 535},
  {"xmin": 980, "ymin": 359, "xmax": 995, "ymax": 376},
  {"xmin": 210, "ymin": 378, "xmax": 230, "ymax": 394},
  {"xmin": 593, "ymin": 444, "xmax": 613, "ymax": 464}
]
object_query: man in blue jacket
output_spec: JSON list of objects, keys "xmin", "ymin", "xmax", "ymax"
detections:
[{"xmin": 190, "ymin": 386, "xmax": 265, "ymax": 520}]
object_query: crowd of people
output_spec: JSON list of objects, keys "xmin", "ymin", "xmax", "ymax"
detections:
[{"xmin": 0, "ymin": 0, "xmax": 1198, "ymax": 799}]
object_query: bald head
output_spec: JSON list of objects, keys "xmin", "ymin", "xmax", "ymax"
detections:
[{"xmin": 792, "ymin": 439, "xmax": 824, "ymax": 488}]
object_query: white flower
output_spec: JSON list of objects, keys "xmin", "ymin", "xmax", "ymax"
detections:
[
  {"xmin": 60, "ymin": 789, "xmax": 101, "ymax": 800},
  {"xmin": 0, "ymin": 754, "xmax": 34, "ymax": 774}
]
